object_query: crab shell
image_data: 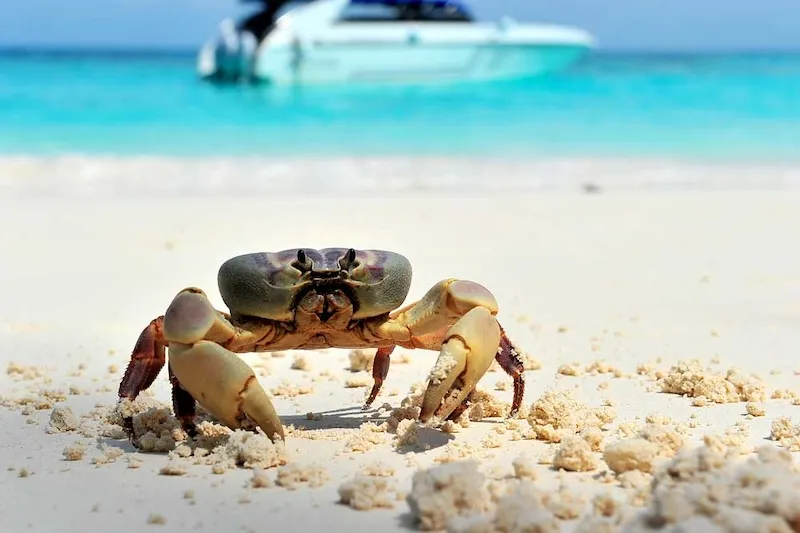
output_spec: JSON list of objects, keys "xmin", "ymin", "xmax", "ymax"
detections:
[{"xmin": 216, "ymin": 248, "xmax": 413, "ymax": 321}]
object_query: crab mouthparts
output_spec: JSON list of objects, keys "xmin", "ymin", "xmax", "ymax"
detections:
[{"xmin": 298, "ymin": 288, "xmax": 353, "ymax": 322}]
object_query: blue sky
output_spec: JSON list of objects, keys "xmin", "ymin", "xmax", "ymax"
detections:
[{"xmin": 1, "ymin": 0, "xmax": 798, "ymax": 51}]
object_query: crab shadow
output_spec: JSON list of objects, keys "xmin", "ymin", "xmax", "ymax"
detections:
[
  {"xmin": 279, "ymin": 405, "xmax": 379, "ymax": 431},
  {"xmin": 281, "ymin": 405, "xmax": 455, "ymax": 451},
  {"xmin": 102, "ymin": 404, "xmax": 454, "ymax": 456},
  {"xmin": 395, "ymin": 511, "xmax": 424, "ymax": 531},
  {"xmin": 96, "ymin": 436, "xmax": 141, "ymax": 454}
]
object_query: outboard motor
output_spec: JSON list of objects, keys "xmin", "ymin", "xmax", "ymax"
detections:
[{"xmin": 207, "ymin": 18, "xmax": 257, "ymax": 83}]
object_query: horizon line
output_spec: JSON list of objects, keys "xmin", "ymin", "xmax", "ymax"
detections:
[{"xmin": 1, "ymin": 44, "xmax": 800, "ymax": 56}]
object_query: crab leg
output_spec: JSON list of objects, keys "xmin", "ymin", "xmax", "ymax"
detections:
[
  {"xmin": 117, "ymin": 317, "xmax": 167, "ymax": 437},
  {"xmin": 168, "ymin": 365, "xmax": 198, "ymax": 437},
  {"xmin": 496, "ymin": 323, "xmax": 526, "ymax": 417},
  {"xmin": 118, "ymin": 317, "xmax": 167, "ymax": 401},
  {"xmin": 364, "ymin": 345, "xmax": 395, "ymax": 408},
  {"xmin": 373, "ymin": 278, "xmax": 518, "ymax": 423},
  {"xmin": 162, "ymin": 289, "xmax": 285, "ymax": 442}
]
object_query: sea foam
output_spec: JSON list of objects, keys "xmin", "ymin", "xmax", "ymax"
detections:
[{"xmin": 1, "ymin": 155, "xmax": 799, "ymax": 198}]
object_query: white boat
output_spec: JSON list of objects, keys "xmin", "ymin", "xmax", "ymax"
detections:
[{"xmin": 197, "ymin": 0, "xmax": 596, "ymax": 85}]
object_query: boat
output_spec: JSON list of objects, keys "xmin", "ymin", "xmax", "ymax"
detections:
[{"xmin": 197, "ymin": 0, "xmax": 596, "ymax": 85}]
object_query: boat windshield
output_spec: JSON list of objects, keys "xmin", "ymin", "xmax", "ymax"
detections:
[{"xmin": 340, "ymin": 0, "xmax": 474, "ymax": 22}]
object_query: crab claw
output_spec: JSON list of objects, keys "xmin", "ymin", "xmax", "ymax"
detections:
[
  {"xmin": 163, "ymin": 289, "xmax": 285, "ymax": 442},
  {"xmin": 419, "ymin": 306, "xmax": 500, "ymax": 424},
  {"xmin": 167, "ymin": 341, "xmax": 285, "ymax": 442}
]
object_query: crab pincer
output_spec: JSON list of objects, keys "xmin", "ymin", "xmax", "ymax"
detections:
[
  {"xmin": 160, "ymin": 288, "xmax": 285, "ymax": 442},
  {"xmin": 418, "ymin": 306, "xmax": 500, "ymax": 423},
  {"xmin": 372, "ymin": 278, "xmax": 515, "ymax": 424}
]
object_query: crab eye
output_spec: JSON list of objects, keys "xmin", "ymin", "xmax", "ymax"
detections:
[
  {"xmin": 293, "ymin": 249, "xmax": 312, "ymax": 271},
  {"xmin": 339, "ymin": 248, "xmax": 357, "ymax": 270}
]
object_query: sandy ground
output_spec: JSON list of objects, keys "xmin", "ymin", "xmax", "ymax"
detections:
[{"xmin": 2, "ymin": 181, "xmax": 800, "ymax": 532}]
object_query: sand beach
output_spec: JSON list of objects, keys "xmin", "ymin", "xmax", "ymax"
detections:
[{"xmin": 2, "ymin": 156, "xmax": 800, "ymax": 532}]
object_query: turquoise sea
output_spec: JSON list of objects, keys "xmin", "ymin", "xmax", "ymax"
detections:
[{"xmin": 1, "ymin": 49, "xmax": 799, "ymax": 160}]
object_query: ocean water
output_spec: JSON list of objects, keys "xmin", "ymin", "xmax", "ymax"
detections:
[{"xmin": 1, "ymin": 49, "xmax": 800, "ymax": 160}]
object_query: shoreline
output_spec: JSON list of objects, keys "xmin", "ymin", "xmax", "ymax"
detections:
[{"xmin": 1, "ymin": 154, "xmax": 800, "ymax": 198}]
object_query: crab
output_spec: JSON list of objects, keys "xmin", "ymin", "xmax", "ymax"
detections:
[{"xmin": 118, "ymin": 248, "xmax": 526, "ymax": 444}]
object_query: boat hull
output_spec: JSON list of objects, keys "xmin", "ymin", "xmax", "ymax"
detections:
[{"xmin": 252, "ymin": 41, "xmax": 590, "ymax": 84}]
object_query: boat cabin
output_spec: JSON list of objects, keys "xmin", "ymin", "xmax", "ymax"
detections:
[
  {"xmin": 238, "ymin": 0, "xmax": 473, "ymax": 40},
  {"xmin": 339, "ymin": 0, "xmax": 474, "ymax": 23}
]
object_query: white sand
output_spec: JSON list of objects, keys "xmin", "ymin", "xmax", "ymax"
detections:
[{"xmin": 2, "ymin": 157, "xmax": 800, "ymax": 532}]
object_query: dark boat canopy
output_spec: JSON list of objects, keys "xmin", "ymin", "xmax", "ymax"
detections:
[
  {"xmin": 238, "ymin": 0, "xmax": 472, "ymax": 39},
  {"xmin": 351, "ymin": 0, "xmax": 467, "ymax": 5},
  {"xmin": 240, "ymin": 0, "xmax": 470, "ymax": 7},
  {"xmin": 349, "ymin": 0, "xmax": 473, "ymax": 18}
]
